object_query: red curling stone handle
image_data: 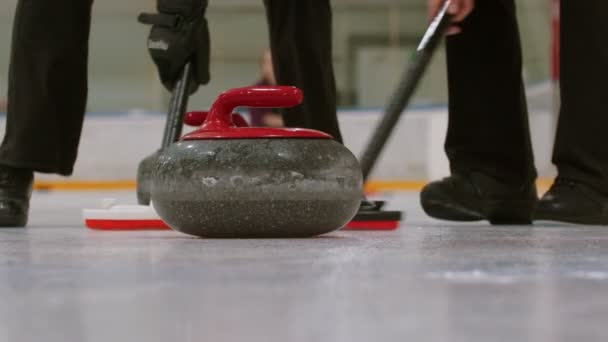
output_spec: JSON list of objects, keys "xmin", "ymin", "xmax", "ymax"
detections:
[
  {"xmin": 184, "ymin": 111, "xmax": 249, "ymax": 127},
  {"xmin": 202, "ymin": 86, "xmax": 303, "ymax": 130}
]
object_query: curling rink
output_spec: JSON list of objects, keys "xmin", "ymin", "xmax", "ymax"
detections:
[{"xmin": 1, "ymin": 190, "xmax": 607, "ymax": 342}]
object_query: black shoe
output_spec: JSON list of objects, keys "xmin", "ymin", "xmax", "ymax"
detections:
[
  {"xmin": 420, "ymin": 172, "xmax": 538, "ymax": 224},
  {"xmin": 0, "ymin": 164, "xmax": 33, "ymax": 227},
  {"xmin": 534, "ymin": 178, "xmax": 608, "ymax": 225}
]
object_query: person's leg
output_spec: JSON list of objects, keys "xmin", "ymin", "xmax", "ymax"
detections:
[
  {"xmin": 0, "ymin": 0, "xmax": 93, "ymax": 226},
  {"xmin": 420, "ymin": 0, "xmax": 537, "ymax": 224},
  {"xmin": 552, "ymin": 1, "xmax": 608, "ymax": 190},
  {"xmin": 535, "ymin": 0, "xmax": 608, "ymax": 224},
  {"xmin": 263, "ymin": 0, "xmax": 343, "ymax": 143},
  {"xmin": 444, "ymin": 0, "xmax": 535, "ymax": 184},
  {"xmin": 1, "ymin": 0, "xmax": 93, "ymax": 175}
]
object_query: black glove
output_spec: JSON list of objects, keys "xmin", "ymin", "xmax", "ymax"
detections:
[{"xmin": 138, "ymin": 0, "xmax": 210, "ymax": 93}]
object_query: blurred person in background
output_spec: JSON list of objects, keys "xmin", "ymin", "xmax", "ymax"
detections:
[
  {"xmin": 422, "ymin": 0, "xmax": 608, "ymax": 225},
  {"xmin": 248, "ymin": 49, "xmax": 283, "ymax": 127},
  {"xmin": 0, "ymin": 0, "xmax": 343, "ymax": 227}
]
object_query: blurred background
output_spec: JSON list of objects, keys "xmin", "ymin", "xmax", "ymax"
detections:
[
  {"xmin": 0, "ymin": 0, "xmax": 552, "ymax": 111},
  {"xmin": 0, "ymin": 0, "xmax": 557, "ymax": 185}
]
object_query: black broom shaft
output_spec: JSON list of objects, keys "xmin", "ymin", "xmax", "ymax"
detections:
[
  {"xmin": 360, "ymin": 1, "xmax": 453, "ymax": 181},
  {"xmin": 161, "ymin": 62, "xmax": 193, "ymax": 149}
]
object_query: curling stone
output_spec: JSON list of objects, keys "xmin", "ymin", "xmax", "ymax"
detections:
[
  {"xmin": 136, "ymin": 151, "xmax": 160, "ymax": 205},
  {"xmin": 136, "ymin": 65, "xmax": 192, "ymax": 206},
  {"xmin": 151, "ymin": 86, "xmax": 363, "ymax": 238},
  {"xmin": 137, "ymin": 113, "xmax": 248, "ymax": 205}
]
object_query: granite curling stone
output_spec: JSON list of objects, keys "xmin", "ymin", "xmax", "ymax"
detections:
[
  {"xmin": 150, "ymin": 86, "xmax": 363, "ymax": 238},
  {"xmin": 136, "ymin": 112, "xmax": 248, "ymax": 206},
  {"xmin": 136, "ymin": 150, "xmax": 160, "ymax": 205}
]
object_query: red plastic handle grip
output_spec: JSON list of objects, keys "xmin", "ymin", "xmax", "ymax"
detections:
[
  {"xmin": 203, "ymin": 86, "xmax": 302, "ymax": 130},
  {"xmin": 184, "ymin": 111, "xmax": 249, "ymax": 127}
]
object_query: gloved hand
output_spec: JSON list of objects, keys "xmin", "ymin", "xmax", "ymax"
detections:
[{"xmin": 138, "ymin": 0, "xmax": 210, "ymax": 93}]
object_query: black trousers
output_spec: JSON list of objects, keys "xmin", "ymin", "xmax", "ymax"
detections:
[
  {"xmin": 1, "ymin": 0, "xmax": 342, "ymax": 176},
  {"xmin": 446, "ymin": 0, "xmax": 608, "ymax": 193},
  {"xmin": 1, "ymin": 0, "xmax": 93, "ymax": 175},
  {"xmin": 263, "ymin": 0, "xmax": 342, "ymax": 143}
]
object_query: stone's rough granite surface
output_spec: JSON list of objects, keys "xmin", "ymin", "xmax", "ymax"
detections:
[
  {"xmin": 136, "ymin": 149, "xmax": 160, "ymax": 205},
  {"xmin": 151, "ymin": 139, "xmax": 363, "ymax": 237}
]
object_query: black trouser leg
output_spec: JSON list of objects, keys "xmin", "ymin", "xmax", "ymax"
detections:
[
  {"xmin": 553, "ymin": 1, "xmax": 608, "ymax": 193},
  {"xmin": 263, "ymin": 0, "xmax": 343, "ymax": 143},
  {"xmin": 445, "ymin": 0, "xmax": 535, "ymax": 184},
  {"xmin": 0, "ymin": 0, "xmax": 93, "ymax": 175}
]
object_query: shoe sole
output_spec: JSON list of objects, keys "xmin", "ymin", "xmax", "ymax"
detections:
[
  {"xmin": 423, "ymin": 199, "xmax": 534, "ymax": 225},
  {"xmin": 422, "ymin": 200, "xmax": 485, "ymax": 222}
]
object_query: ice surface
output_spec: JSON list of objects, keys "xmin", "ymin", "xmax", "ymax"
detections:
[{"xmin": 1, "ymin": 190, "xmax": 607, "ymax": 342}]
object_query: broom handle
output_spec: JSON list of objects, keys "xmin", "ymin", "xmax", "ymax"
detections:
[
  {"xmin": 359, "ymin": 0, "xmax": 453, "ymax": 181},
  {"xmin": 161, "ymin": 62, "xmax": 193, "ymax": 149}
]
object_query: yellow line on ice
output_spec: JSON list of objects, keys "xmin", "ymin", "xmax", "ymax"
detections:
[
  {"xmin": 33, "ymin": 178, "xmax": 554, "ymax": 193},
  {"xmin": 34, "ymin": 180, "xmax": 137, "ymax": 191}
]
